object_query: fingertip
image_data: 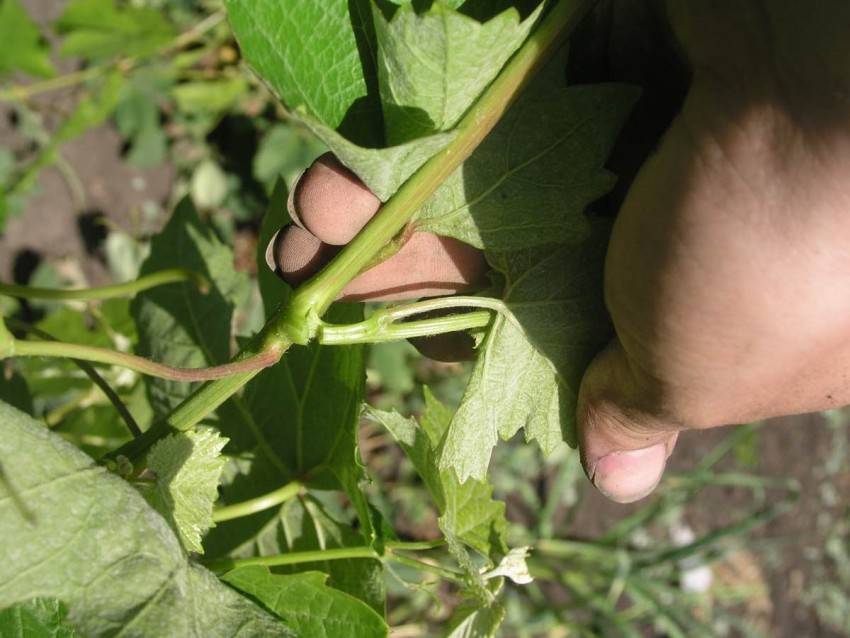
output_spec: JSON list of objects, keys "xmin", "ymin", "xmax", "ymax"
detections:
[
  {"xmin": 294, "ymin": 153, "xmax": 381, "ymax": 245},
  {"xmin": 577, "ymin": 340, "xmax": 678, "ymax": 503},
  {"xmin": 272, "ymin": 225, "xmax": 338, "ymax": 287}
]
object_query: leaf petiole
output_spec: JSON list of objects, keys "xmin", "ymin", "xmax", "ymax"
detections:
[
  {"xmin": 0, "ymin": 268, "xmax": 209, "ymax": 302},
  {"xmin": 212, "ymin": 480, "xmax": 304, "ymax": 523}
]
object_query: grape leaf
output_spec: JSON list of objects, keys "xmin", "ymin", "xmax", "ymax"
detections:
[
  {"xmin": 373, "ymin": 2, "xmax": 542, "ymax": 144},
  {"xmin": 0, "ymin": 0, "xmax": 55, "ymax": 78},
  {"xmin": 206, "ymin": 495, "xmax": 386, "ymax": 616},
  {"xmin": 225, "ymin": 1, "xmax": 542, "ymax": 201},
  {"xmin": 415, "ymin": 78, "xmax": 640, "ymax": 250},
  {"xmin": 55, "ymin": 0, "xmax": 175, "ymax": 61},
  {"xmin": 0, "ymin": 400, "xmax": 292, "ymax": 637},
  {"xmin": 0, "ymin": 598, "xmax": 79, "ymax": 638},
  {"xmin": 204, "ymin": 183, "xmax": 383, "ymax": 613},
  {"xmin": 222, "ymin": 566, "xmax": 388, "ymax": 638},
  {"xmin": 131, "ymin": 198, "xmax": 250, "ymax": 415},
  {"xmin": 367, "ymin": 388, "xmax": 507, "ymax": 563},
  {"xmin": 223, "ymin": 0, "xmax": 374, "ymax": 133},
  {"xmin": 142, "ymin": 428, "xmax": 228, "ymax": 554},
  {"xmin": 440, "ymin": 232, "xmax": 611, "ymax": 482}
]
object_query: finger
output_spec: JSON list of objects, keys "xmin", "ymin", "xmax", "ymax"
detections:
[
  {"xmin": 577, "ymin": 339, "xmax": 680, "ymax": 503},
  {"xmin": 270, "ymin": 226, "xmax": 340, "ymax": 286},
  {"xmin": 290, "ymin": 153, "xmax": 381, "ymax": 245},
  {"xmin": 338, "ymin": 232, "xmax": 487, "ymax": 301}
]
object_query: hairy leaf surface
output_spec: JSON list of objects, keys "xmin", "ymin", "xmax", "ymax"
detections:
[
  {"xmin": 0, "ymin": 401, "xmax": 291, "ymax": 637},
  {"xmin": 415, "ymin": 80, "xmax": 639, "ymax": 250},
  {"xmin": 441, "ymin": 233, "xmax": 611, "ymax": 482},
  {"xmin": 368, "ymin": 389, "xmax": 507, "ymax": 562},
  {"xmin": 143, "ymin": 428, "xmax": 228, "ymax": 554},
  {"xmin": 374, "ymin": 2, "xmax": 542, "ymax": 144},
  {"xmin": 223, "ymin": 566, "xmax": 388, "ymax": 638}
]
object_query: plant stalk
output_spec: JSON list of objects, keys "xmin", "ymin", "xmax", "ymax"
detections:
[
  {"xmin": 0, "ymin": 268, "xmax": 207, "ymax": 302},
  {"xmin": 212, "ymin": 480, "xmax": 304, "ymax": 523},
  {"xmin": 124, "ymin": 0, "xmax": 592, "ymax": 457},
  {"xmin": 319, "ymin": 310, "xmax": 492, "ymax": 345},
  {"xmin": 279, "ymin": 0, "xmax": 595, "ymax": 343},
  {"xmin": 10, "ymin": 338, "xmax": 281, "ymax": 382}
]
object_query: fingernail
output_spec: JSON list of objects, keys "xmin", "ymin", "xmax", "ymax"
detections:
[
  {"xmin": 590, "ymin": 443, "xmax": 667, "ymax": 503},
  {"xmin": 264, "ymin": 229, "xmax": 282, "ymax": 273},
  {"xmin": 286, "ymin": 169, "xmax": 306, "ymax": 228}
]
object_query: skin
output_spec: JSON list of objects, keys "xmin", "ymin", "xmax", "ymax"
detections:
[{"xmin": 273, "ymin": 1, "xmax": 850, "ymax": 503}]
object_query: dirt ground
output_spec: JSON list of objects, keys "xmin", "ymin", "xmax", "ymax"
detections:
[{"xmin": 2, "ymin": 2, "xmax": 849, "ymax": 636}]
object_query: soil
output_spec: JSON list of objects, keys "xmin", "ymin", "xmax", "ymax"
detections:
[{"xmin": 2, "ymin": 2, "xmax": 848, "ymax": 637}]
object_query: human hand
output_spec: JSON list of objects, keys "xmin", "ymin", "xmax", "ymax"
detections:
[{"xmin": 270, "ymin": 0, "xmax": 850, "ymax": 503}]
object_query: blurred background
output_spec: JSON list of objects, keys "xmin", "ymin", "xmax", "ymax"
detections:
[{"xmin": 0, "ymin": 1, "xmax": 848, "ymax": 636}]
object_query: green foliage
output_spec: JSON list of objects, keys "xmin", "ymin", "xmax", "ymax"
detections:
[
  {"xmin": 369, "ymin": 388, "xmax": 507, "ymax": 563},
  {"xmin": 223, "ymin": 566, "xmax": 389, "ymax": 638},
  {"xmin": 0, "ymin": 400, "xmax": 290, "ymax": 636},
  {"xmin": 0, "ymin": 598, "xmax": 79, "ymax": 638},
  {"xmin": 131, "ymin": 198, "xmax": 250, "ymax": 415},
  {"xmin": 143, "ymin": 427, "xmax": 228, "ymax": 554},
  {"xmin": 0, "ymin": 0, "xmax": 54, "ymax": 78},
  {"xmin": 56, "ymin": 0, "xmax": 176, "ymax": 61}
]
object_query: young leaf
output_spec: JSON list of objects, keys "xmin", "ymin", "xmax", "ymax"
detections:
[
  {"xmin": 0, "ymin": 400, "xmax": 292, "ymax": 636},
  {"xmin": 131, "ymin": 198, "xmax": 250, "ymax": 415},
  {"xmin": 55, "ymin": 0, "xmax": 175, "ymax": 61},
  {"xmin": 373, "ymin": 2, "xmax": 543, "ymax": 144},
  {"xmin": 0, "ymin": 598, "xmax": 79, "ymax": 638},
  {"xmin": 367, "ymin": 388, "xmax": 507, "ymax": 564},
  {"xmin": 0, "ymin": 0, "xmax": 55, "ymax": 78},
  {"xmin": 143, "ymin": 427, "xmax": 228, "ymax": 554},
  {"xmin": 223, "ymin": 566, "xmax": 388, "ymax": 638},
  {"xmin": 440, "ymin": 233, "xmax": 611, "ymax": 482}
]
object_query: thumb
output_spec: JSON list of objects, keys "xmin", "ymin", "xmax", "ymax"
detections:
[{"xmin": 577, "ymin": 339, "xmax": 680, "ymax": 503}]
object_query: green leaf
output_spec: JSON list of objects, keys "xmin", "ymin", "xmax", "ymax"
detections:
[
  {"xmin": 131, "ymin": 198, "xmax": 250, "ymax": 415},
  {"xmin": 446, "ymin": 603, "xmax": 506, "ymax": 638},
  {"xmin": 227, "ymin": 0, "xmax": 539, "ymax": 201},
  {"xmin": 373, "ymin": 2, "xmax": 542, "ymax": 144},
  {"xmin": 367, "ymin": 388, "xmax": 507, "ymax": 563},
  {"xmin": 206, "ymin": 495, "xmax": 386, "ymax": 616},
  {"xmin": 171, "ymin": 78, "xmax": 248, "ymax": 115},
  {"xmin": 142, "ymin": 427, "xmax": 228, "ymax": 554},
  {"xmin": 224, "ymin": 0, "xmax": 375, "ymax": 133},
  {"xmin": 415, "ymin": 78, "xmax": 640, "ymax": 250},
  {"xmin": 0, "ymin": 400, "xmax": 292, "ymax": 636},
  {"xmin": 0, "ymin": 372, "xmax": 32, "ymax": 416},
  {"xmin": 55, "ymin": 0, "xmax": 175, "ymax": 61},
  {"xmin": 440, "ymin": 233, "xmax": 611, "ymax": 482},
  {"xmin": 204, "ymin": 186, "xmax": 383, "ymax": 613},
  {"xmin": 223, "ymin": 566, "xmax": 388, "ymax": 638},
  {"xmin": 0, "ymin": 598, "xmax": 80, "ymax": 637},
  {"xmin": 0, "ymin": 0, "xmax": 55, "ymax": 78},
  {"xmin": 294, "ymin": 112, "xmax": 455, "ymax": 201},
  {"xmin": 252, "ymin": 124, "xmax": 326, "ymax": 191}
]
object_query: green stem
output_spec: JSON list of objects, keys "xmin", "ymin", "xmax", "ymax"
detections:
[
  {"xmin": 0, "ymin": 268, "xmax": 208, "ymax": 302},
  {"xmin": 9, "ymin": 337, "xmax": 281, "ymax": 382},
  {"xmin": 387, "ymin": 552, "xmax": 465, "ymax": 584},
  {"xmin": 319, "ymin": 309, "xmax": 492, "ymax": 345},
  {"xmin": 279, "ymin": 0, "xmax": 594, "ymax": 342},
  {"xmin": 0, "ymin": 11, "xmax": 226, "ymax": 103},
  {"xmin": 120, "ymin": 0, "xmax": 590, "ymax": 457},
  {"xmin": 212, "ymin": 481, "xmax": 303, "ymax": 523},
  {"xmin": 5, "ymin": 318, "xmax": 141, "ymax": 437},
  {"xmin": 204, "ymin": 539, "xmax": 451, "ymax": 575}
]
